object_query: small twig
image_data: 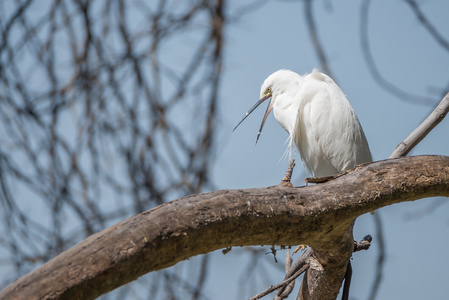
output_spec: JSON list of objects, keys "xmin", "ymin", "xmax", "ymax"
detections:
[
  {"xmin": 275, "ymin": 247, "xmax": 313, "ymax": 297},
  {"xmin": 342, "ymin": 261, "xmax": 353, "ymax": 300},
  {"xmin": 390, "ymin": 92, "xmax": 449, "ymax": 158},
  {"xmin": 404, "ymin": 0, "xmax": 449, "ymax": 52},
  {"xmin": 249, "ymin": 264, "xmax": 309, "ymax": 300},
  {"xmin": 340, "ymin": 235, "xmax": 371, "ymax": 300},
  {"xmin": 269, "ymin": 246, "xmax": 278, "ymax": 263},
  {"xmin": 282, "ymin": 247, "xmax": 312, "ymax": 280},
  {"xmin": 274, "ymin": 249, "xmax": 296, "ymax": 300},
  {"xmin": 279, "ymin": 159, "xmax": 295, "ymax": 187},
  {"xmin": 284, "ymin": 249, "xmax": 293, "ymax": 273},
  {"xmin": 369, "ymin": 213, "xmax": 385, "ymax": 300},
  {"xmin": 249, "ymin": 248, "xmax": 313, "ymax": 300},
  {"xmin": 360, "ymin": 0, "xmax": 436, "ymax": 105},
  {"xmin": 222, "ymin": 247, "xmax": 232, "ymax": 254},
  {"xmin": 304, "ymin": 0, "xmax": 333, "ymax": 78},
  {"xmin": 354, "ymin": 234, "xmax": 372, "ymax": 252}
]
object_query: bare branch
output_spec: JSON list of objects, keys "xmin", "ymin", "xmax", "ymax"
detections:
[
  {"xmin": 275, "ymin": 247, "xmax": 314, "ymax": 298},
  {"xmin": 404, "ymin": 0, "xmax": 449, "ymax": 52},
  {"xmin": 368, "ymin": 213, "xmax": 385, "ymax": 300},
  {"xmin": 360, "ymin": 0, "xmax": 436, "ymax": 105},
  {"xmin": 390, "ymin": 92, "xmax": 449, "ymax": 158},
  {"xmin": 304, "ymin": 0, "xmax": 333, "ymax": 78},
  {"xmin": 250, "ymin": 264, "xmax": 309, "ymax": 300},
  {"xmin": 0, "ymin": 1, "xmax": 225, "ymax": 296},
  {"xmin": 274, "ymin": 249, "xmax": 296, "ymax": 299},
  {"xmin": 341, "ymin": 262, "xmax": 352, "ymax": 300},
  {"xmin": 353, "ymin": 235, "xmax": 372, "ymax": 252},
  {"xmin": 1, "ymin": 155, "xmax": 449, "ymax": 300}
]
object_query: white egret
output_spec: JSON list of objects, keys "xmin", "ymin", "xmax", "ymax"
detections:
[{"xmin": 233, "ymin": 69, "xmax": 372, "ymax": 177}]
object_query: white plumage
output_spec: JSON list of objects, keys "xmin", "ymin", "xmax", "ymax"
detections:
[{"xmin": 234, "ymin": 69, "xmax": 372, "ymax": 177}]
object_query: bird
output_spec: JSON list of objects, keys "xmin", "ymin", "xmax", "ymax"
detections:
[{"xmin": 233, "ymin": 69, "xmax": 372, "ymax": 178}]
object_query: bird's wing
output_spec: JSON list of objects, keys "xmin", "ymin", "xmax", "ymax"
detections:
[{"xmin": 299, "ymin": 72, "xmax": 372, "ymax": 175}]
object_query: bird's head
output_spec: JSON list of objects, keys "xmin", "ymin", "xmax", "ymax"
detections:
[{"xmin": 233, "ymin": 69, "xmax": 300, "ymax": 144}]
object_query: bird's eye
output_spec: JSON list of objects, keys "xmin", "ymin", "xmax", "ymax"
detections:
[{"xmin": 266, "ymin": 87, "xmax": 272, "ymax": 94}]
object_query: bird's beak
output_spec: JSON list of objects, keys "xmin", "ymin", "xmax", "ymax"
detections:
[{"xmin": 233, "ymin": 93, "xmax": 273, "ymax": 144}]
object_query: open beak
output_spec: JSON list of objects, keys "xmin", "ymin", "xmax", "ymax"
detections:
[{"xmin": 233, "ymin": 93, "xmax": 273, "ymax": 144}]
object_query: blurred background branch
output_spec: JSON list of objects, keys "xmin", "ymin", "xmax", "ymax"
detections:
[{"xmin": 0, "ymin": 0, "xmax": 223, "ymax": 298}]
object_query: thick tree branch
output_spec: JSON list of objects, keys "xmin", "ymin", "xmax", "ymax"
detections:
[{"xmin": 1, "ymin": 155, "xmax": 449, "ymax": 300}]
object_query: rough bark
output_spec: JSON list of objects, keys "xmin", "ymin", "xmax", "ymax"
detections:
[{"xmin": 1, "ymin": 155, "xmax": 449, "ymax": 300}]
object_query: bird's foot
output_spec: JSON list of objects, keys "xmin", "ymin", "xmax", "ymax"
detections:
[
  {"xmin": 279, "ymin": 180, "xmax": 293, "ymax": 187},
  {"xmin": 305, "ymin": 174, "xmax": 338, "ymax": 185},
  {"xmin": 293, "ymin": 244, "xmax": 307, "ymax": 254}
]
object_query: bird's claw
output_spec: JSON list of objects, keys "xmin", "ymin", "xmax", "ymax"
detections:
[
  {"xmin": 279, "ymin": 180, "xmax": 293, "ymax": 187},
  {"xmin": 293, "ymin": 244, "xmax": 307, "ymax": 254}
]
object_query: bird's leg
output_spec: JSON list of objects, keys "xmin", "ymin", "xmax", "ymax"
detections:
[
  {"xmin": 279, "ymin": 161, "xmax": 308, "ymax": 255},
  {"xmin": 279, "ymin": 159, "xmax": 295, "ymax": 187}
]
